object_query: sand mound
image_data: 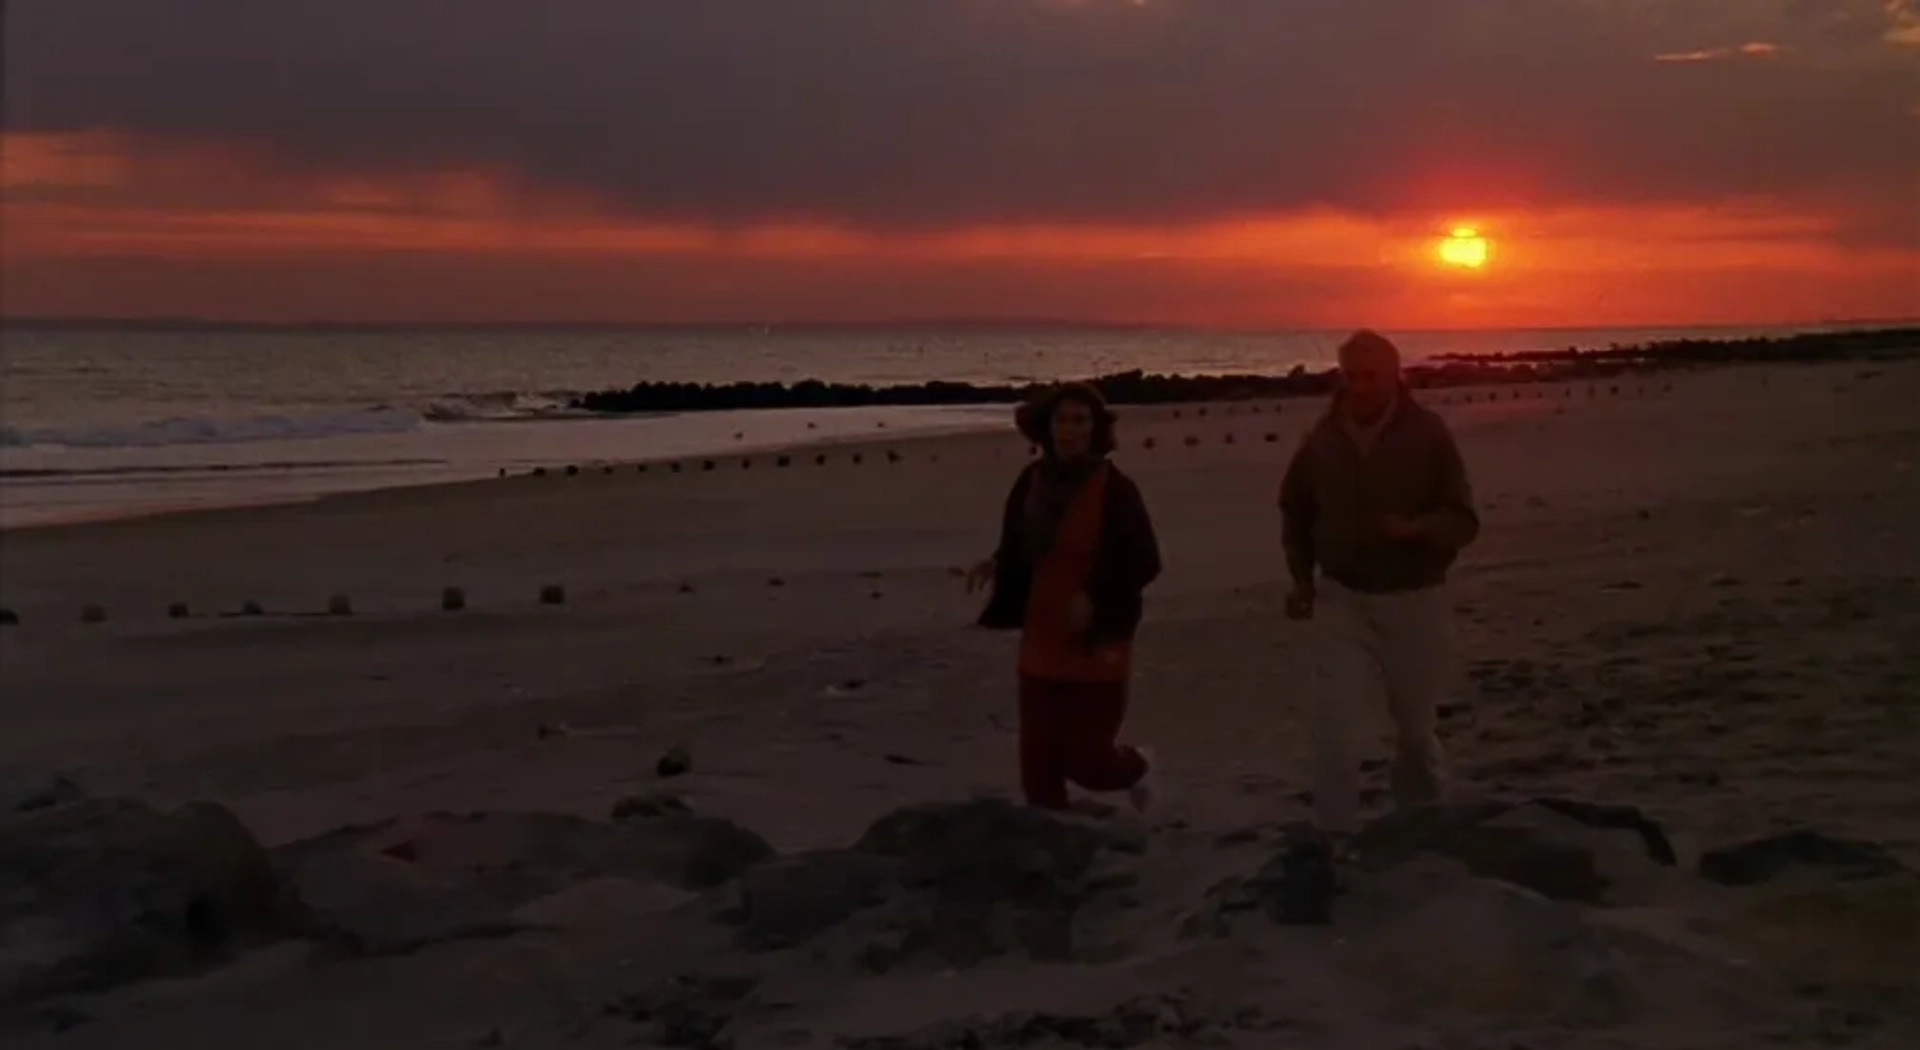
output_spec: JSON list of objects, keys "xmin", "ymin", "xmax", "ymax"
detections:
[
  {"xmin": 729, "ymin": 797, "xmax": 1143, "ymax": 972},
  {"xmin": 1353, "ymin": 797, "xmax": 1681, "ymax": 904},
  {"xmin": 0, "ymin": 792, "xmax": 287, "ymax": 1005},
  {"xmin": 1330, "ymin": 859, "xmax": 1787, "ymax": 1031},
  {"xmin": 7, "ymin": 789, "xmax": 1918, "ymax": 1049},
  {"xmin": 273, "ymin": 801, "xmax": 772, "ymax": 956}
]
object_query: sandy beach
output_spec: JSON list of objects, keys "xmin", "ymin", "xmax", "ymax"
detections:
[{"xmin": 4, "ymin": 357, "xmax": 1919, "ymax": 1048}]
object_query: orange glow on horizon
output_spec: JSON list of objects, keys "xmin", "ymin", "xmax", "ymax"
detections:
[{"xmin": 3, "ymin": 131, "xmax": 1916, "ymax": 329}]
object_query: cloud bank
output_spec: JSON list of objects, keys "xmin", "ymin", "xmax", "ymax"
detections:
[{"xmin": 6, "ymin": 0, "xmax": 1916, "ymax": 236}]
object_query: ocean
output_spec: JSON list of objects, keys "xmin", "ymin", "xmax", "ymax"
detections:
[{"xmin": 0, "ymin": 322, "xmax": 1865, "ymax": 528}]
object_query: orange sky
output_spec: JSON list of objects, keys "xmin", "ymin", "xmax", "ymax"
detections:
[
  {"xmin": 5, "ymin": 0, "xmax": 1917, "ymax": 329},
  {"xmin": 4, "ymin": 130, "xmax": 1916, "ymax": 329}
]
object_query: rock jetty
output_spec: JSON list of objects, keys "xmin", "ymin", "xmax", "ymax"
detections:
[{"xmin": 570, "ymin": 326, "xmax": 1918, "ymax": 415}]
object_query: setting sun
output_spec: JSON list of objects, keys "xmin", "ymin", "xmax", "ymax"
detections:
[{"xmin": 1437, "ymin": 226, "xmax": 1491, "ymax": 270}]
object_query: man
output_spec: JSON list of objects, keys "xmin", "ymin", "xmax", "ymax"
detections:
[{"xmin": 1279, "ymin": 329, "xmax": 1480, "ymax": 841}]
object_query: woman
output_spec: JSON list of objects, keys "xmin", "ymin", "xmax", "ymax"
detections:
[{"xmin": 966, "ymin": 382, "xmax": 1162, "ymax": 811}]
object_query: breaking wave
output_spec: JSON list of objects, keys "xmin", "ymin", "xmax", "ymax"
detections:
[
  {"xmin": 417, "ymin": 390, "xmax": 583, "ymax": 423},
  {"xmin": 0, "ymin": 392, "xmax": 588, "ymax": 450}
]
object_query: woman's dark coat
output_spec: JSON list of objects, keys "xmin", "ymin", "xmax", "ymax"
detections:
[{"xmin": 977, "ymin": 462, "xmax": 1162, "ymax": 645}]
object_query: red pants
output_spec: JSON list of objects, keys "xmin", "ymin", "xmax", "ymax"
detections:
[{"xmin": 1018, "ymin": 674, "xmax": 1148, "ymax": 809}]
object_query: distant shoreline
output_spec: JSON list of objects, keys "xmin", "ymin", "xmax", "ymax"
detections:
[
  {"xmin": 6, "ymin": 337, "xmax": 1912, "ymax": 534},
  {"xmin": 571, "ymin": 326, "xmax": 1920, "ymax": 415},
  {"xmin": 5, "ymin": 322, "xmax": 1912, "ymax": 532}
]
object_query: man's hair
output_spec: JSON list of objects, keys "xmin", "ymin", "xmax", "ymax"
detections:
[
  {"xmin": 1016, "ymin": 381, "xmax": 1117, "ymax": 458},
  {"xmin": 1338, "ymin": 329, "xmax": 1402, "ymax": 370}
]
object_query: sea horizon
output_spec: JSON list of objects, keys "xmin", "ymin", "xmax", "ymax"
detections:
[
  {"xmin": 2, "ymin": 318, "xmax": 1910, "ymax": 529},
  {"xmin": 6, "ymin": 315, "xmax": 1917, "ymax": 336}
]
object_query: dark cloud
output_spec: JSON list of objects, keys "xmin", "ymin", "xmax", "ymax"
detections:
[
  {"xmin": 6, "ymin": 1, "xmax": 1917, "ymax": 233},
  {"xmin": 0, "ymin": 251, "xmax": 1400, "ymax": 327}
]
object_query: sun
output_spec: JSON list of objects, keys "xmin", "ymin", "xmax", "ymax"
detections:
[{"xmin": 1436, "ymin": 226, "xmax": 1491, "ymax": 270}]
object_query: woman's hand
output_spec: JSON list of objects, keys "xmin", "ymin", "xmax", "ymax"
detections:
[
  {"xmin": 1066, "ymin": 592, "xmax": 1094, "ymax": 633},
  {"xmin": 1378, "ymin": 514, "xmax": 1429, "ymax": 542},
  {"xmin": 964, "ymin": 557, "xmax": 997, "ymax": 594}
]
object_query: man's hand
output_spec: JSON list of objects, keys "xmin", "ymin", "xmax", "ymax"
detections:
[
  {"xmin": 1378, "ymin": 514, "xmax": 1429, "ymax": 542},
  {"xmin": 964, "ymin": 557, "xmax": 996, "ymax": 594},
  {"xmin": 1284, "ymin": 583, "xmax": 1316, "ymax": 621}
]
